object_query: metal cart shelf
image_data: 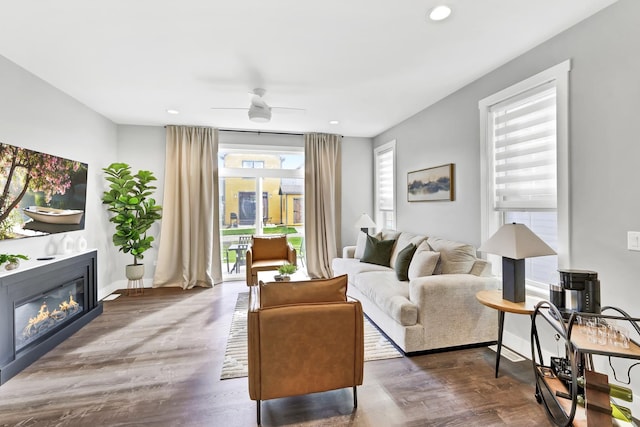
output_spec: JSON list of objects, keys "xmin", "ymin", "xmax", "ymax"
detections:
[{"xmin": 531, "ymin": 302, "xmax": 640, "ymax": 427}]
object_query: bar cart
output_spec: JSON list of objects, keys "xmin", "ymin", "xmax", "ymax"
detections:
[{"xmin": 531, "ymin": 302, "xmax": 640, "ymax": 426}]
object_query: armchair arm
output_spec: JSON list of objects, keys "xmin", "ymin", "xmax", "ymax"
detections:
[
  {"xmin": 246, "ymin": 247, "xmax": 253, "ymax": 286},
  {"xmin": 343, "ymin": 245, "xmax": 356, "ymax": 258},
  {"xmin": 286, "ymin": 243, "xmax": 297, "ymax": 267},
  {"xmin": 409, "ymin": 274, "xmax": 500, "ymax": 349}
]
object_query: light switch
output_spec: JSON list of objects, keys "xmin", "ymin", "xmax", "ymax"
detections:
[{"xmin": 627, "ymin": 231, "xmax": 640, "ymax": 251}]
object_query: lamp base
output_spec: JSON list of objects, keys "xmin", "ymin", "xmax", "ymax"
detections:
[
  {"xmin": 502, "ymin": 257, "xmax": 525, "ymax": 302},
  {"xmin": 360, "ymin": 227, "xmax": 369, "ymax": 235}
]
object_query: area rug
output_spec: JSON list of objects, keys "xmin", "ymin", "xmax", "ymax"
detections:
[{"xmin": 221, "ymin": 292, "xmax": 403, "ymax": 380}]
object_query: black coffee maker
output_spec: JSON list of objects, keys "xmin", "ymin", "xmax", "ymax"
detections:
[{"xmin": 551, "ymin": 269, "xmax": 601, "ymax": 319}]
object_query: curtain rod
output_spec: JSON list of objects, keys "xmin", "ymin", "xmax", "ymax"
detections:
[
  {"xmin": 164, "ymin": 126, "xmax": 342, "ymax": 138},
  {"xmin": 219, "ymin": 128, "xmax": 304, "ymax": 136}
]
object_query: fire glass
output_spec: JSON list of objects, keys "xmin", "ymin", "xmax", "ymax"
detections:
[{"xmin": 14, "ymin": 278, "xmax": 84, "ymax": 352}]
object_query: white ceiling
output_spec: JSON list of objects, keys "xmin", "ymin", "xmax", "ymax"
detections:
[{"xmin": 0, "ymin": 0, "xmax": 617, "ymax": 137}]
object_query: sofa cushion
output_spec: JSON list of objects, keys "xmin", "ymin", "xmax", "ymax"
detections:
[
  {"xmin": 380, "ymin": 229, "xmax": 401, "ymax": 241},
  {"xmin": 427, "ymin": 236, "xmax": 477, "ymax": 274},
  {"xmin": 353, "ymin": 271, "xmax": 418, "ymax": 326},
  {"xmin": 408, "ymin": 250, "xmax": 440, "ymax": 280},
  {"xmin": 260, "ymin": 274, "xmax": 348, "ymax": 308},
  {"xmin": 390, "ymin": 232, "xmax": 428, "ymax": 267},
  {"xmin": 332, "ymin": 257, "xmax": 392, "ymax": 286},
  {"xmin": 394, "ymin": 243, "xmax": 417, "ymax": 281},
  {"xmin": 470, "ymin": 259, "xmax": 492, "ymax": 276},
  {"xmin": 354, "ymin": 231, "xmax": 381, "ymax": 259},
  {"xmin": 361, "ymin": 234, "xmax": 395, "ymax": 267}
]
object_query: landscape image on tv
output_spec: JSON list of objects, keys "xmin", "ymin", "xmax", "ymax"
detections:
[{"xmin": 0, "ymin": 142, "xmax": 88, "ymax": 239}]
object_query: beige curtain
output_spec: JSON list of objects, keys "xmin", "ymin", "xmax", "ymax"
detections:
[
  {"xmin": 304, "ymin": 133, "xmax": 342, "ymax": 278},
  {"xmin": 153, "ymin": 125, "xmax": 222, "ymax": 289}
]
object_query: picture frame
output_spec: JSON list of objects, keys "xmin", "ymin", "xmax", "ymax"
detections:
[{"xmin": 407, "ymin": 163, "xmax": 454, "ymax": 202}]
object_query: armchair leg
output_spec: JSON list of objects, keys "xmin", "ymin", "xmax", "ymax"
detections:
[
  {"xmin": 353, "ymin": 386, "xmax": 358, "ymax": 409},
  {"xmin": 257, "ymin": 400, "xmax": 261, "ymax": 425}
]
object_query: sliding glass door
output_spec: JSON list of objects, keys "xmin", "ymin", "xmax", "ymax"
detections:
[{"xmin": 219, "ymin": 146, "xmax": 304, "ymax": 281}]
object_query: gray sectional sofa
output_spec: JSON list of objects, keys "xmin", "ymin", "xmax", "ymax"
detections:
[{"xmin": 331, "ymin": 230, "xmax": 499, "ymax": 354}]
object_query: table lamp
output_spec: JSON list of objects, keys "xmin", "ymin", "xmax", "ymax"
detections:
[
  {"xmin": 478, "ymin": 223, "xmax": 556, "ymax": 302},
  {"xmin": 354, "ymin": 213, "xmax": 376, "ymax": 235}
]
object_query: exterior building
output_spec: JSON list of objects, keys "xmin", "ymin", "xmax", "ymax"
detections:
[{"xmin": 221, "ymin": 153, "xmax": 303, "ymax": 227}]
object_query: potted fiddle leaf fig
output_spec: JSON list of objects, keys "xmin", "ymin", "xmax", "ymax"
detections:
[
  {"xmin": 0, "ymin": 253, "xmax": 29, "ymax": 270},
  {"xmin": 102, "ymin": 163, "xmax": 162, "ymax": 281}
]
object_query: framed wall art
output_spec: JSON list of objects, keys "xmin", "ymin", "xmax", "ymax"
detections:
[{"xmin": 407, "ymin": 163, "xmax": 454, "ymax": 202}]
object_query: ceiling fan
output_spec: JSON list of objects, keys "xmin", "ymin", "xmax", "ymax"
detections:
[{"xmin": 211, "ymin": 88, "xmax": 305, "ymax": 123}]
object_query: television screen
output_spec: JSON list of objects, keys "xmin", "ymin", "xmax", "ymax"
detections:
[{"xmin": 0, "ymin": 142, "xmax": 88, "ymax": 239}]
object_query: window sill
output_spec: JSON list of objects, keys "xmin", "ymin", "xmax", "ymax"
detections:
[{"xmin": 526, "ymin": 284, "xmax": 549, "ymax": 300}]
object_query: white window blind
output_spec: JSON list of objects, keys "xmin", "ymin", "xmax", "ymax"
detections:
[
  {"xmin": 377, "ymin": 148, "xmax": 394, "ymax": 211},
  {"xmin": 489, "ymin": 81, "xmax": 557, "ymax": 212},
  {"xmin": 374, "ymin": 141, "xmax": 396, "ymax": 230}
]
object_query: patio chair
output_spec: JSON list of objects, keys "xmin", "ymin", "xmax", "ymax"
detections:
[{"xmin": 245, "ymin": 235, "xmax": 296, "ymax": 286}]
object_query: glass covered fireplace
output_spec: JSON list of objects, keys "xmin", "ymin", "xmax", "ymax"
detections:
[
  {"xmin": 0, "ymin": 251, "xmax": 100, "ymax": 385},
  {"xmin": 14, "ymin": 277, "xmax": 85, "ymax": 353}
]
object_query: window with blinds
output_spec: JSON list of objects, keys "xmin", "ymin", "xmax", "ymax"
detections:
[
  {"xmin": 480, "ymin": 59, "xmax": 571, "ymax": 290},
  {"xmin": 374, "ymin": 141, "xmax": 396, "ymax": 230},
  {"xmin": 487, "ymin": 82, "xmax": 560, "ymax": 285},
  {"xmin": 489, "ymin": 81, "xmax": 557, "ymax": 212}
]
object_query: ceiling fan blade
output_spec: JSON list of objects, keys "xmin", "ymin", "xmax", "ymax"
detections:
[
  {"xmin": 210, "ymin": 88, "xmax": 301, "ymax": 122},
  {"xmin": 271, "ymin": 107, "xmax": 306, "ymax": 111}
]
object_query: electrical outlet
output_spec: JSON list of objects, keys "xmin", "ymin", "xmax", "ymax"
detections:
[{"xmin": 627, "ymin": 231, "xmax": 640, "ymax": 251}]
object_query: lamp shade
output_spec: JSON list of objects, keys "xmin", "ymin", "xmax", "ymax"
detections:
[
  {"xmin": 478, "ymin": 223, "xmax": 556, "ymax": 259},
  {"xmin": 354, "ymin": 213, "xmax": 376, "ymax": 230}
]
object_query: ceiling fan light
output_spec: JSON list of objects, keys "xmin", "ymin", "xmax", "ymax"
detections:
[{"xmin": 248, "ymin": 107, "xmax": 271, "ymax": 123}]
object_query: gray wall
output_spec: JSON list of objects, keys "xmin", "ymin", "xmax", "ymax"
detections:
[
  {"xmin": 374, "ymin": 0, "xmax": 640, "ymax": 404},
  {"xmin": 111, "ymin": 125, "xmax": 166, "ymax": 293},
  {"xmin": 341, "ymin": 137, "xmax": 374, "ymax": 249},
  {"xmin": 0, "ymin": 55, "xmax": 118, "ymax": 298}
]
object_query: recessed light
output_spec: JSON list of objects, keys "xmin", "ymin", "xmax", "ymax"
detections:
[
  {"xmin": 167, "ymin": 109, "xmax": 180, "ymax": 115},
  {"xmin": 428, "ymin": 5, "xmax": 452, "ymax": 21},
  {"xmin": 329, "ymin": 120, "xmax": 340, "ymax": 125}
]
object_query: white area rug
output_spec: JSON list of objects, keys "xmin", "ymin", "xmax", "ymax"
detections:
[{"xmin": 221, "ymin": 292, "xmax": 403, "ymax": 380}]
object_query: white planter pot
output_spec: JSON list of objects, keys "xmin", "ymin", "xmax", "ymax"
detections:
[{"xmin": 125, "ymin": 264, "xmax": 145, "ymax": 280}]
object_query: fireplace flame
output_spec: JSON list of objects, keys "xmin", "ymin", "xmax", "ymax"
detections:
[{"xmin": 23, "ymin": 294, "xmax": 80, "ymax": 338}]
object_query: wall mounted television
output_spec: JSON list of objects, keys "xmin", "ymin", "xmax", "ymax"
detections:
[{"xmin": 0, "ymin": 142, "xmax": 88, "ymax": 239}]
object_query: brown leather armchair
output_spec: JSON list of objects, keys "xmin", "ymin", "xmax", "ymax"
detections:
[
  {"xmin": 248, "ymin": 274, "xmax": 364, "ymax": 425},
  {"xmin": 245, "ymin": 235, "xmax": 297, "ymax": 286}
]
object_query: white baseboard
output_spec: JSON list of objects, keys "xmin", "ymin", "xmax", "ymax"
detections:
[
  {"xmin": 98, "ymin": 278, "xmax": 153, "ymax": 301},
  {"xmin": 501, "ymin": 330, "xmax": 555, "ymax": 364}
]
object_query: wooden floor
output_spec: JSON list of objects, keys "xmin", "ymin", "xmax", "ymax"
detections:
[{"xmin": 0, "ymin": 281, "xmax": 551, "ymax": 427}]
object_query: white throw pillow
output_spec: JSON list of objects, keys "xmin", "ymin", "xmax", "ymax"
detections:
[{"xmin": 408, "ymin": 250, "xmax": 440, "ymax": 280}]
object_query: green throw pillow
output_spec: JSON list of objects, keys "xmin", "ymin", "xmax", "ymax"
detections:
[
  {"xmin": 395, "ymin": 243, "xmax": 417, "ymax": 281},
  {"xmin": 360, "ymin": 234, "xmax": 395, "ymax": 267}
]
